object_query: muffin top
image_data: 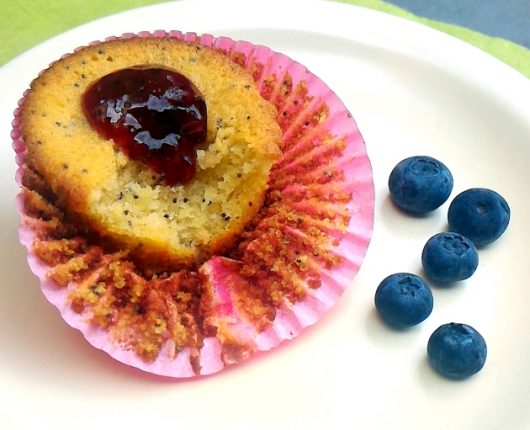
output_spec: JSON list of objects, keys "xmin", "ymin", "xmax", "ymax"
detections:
[{"xmin": 20, "ymin": 37, "xmax": 281, "ymax": 270}]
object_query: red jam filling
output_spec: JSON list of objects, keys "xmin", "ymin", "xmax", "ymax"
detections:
[{"xmin": 82, "ymin": 67, "xmax": 207, "ymax": 185}]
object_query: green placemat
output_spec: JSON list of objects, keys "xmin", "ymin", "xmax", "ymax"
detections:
[
  {"xmin": 0, "ymin": 0, "xmax": 171, "ymax": 65},
  {"xmin": 1, "ymin": 0, "xmax": 529, "ymax": 79}
]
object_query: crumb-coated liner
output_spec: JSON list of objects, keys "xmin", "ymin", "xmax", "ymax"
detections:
[{"xmin": 12, "ymin": 31, "xmax": 374, "ymax": 378}]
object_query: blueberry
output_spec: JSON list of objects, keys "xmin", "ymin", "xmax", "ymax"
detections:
[
  {"xmin": 374, "ymin": 273, "xmax": 433, "ymax": 328},
  {"xmin": 427, "ymin": 323, "xmax": 487, "ymax": 379},
  {"xmin": 448, "ymin": 188, "xmax": 510, "ymax": 247},
  {"xmin": 421, "ymin": 232, "xmax": 479, "ymax": 283},
  {"xmin": 388, "ymin": 155, "xmax": 453, "ymax": 214}
]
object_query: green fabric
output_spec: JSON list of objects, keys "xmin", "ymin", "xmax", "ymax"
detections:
[
  {"xmin": 0, "ymin": 0, "xmax": 171, "ymax": 65},
  {"xmin": 1, "ymin": 0, "xmax": 529, "ymax": 79}
]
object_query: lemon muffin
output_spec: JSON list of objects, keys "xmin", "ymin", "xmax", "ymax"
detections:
[
  {"xmin": 19, "ymin": 37, "xmax": 281, "ymax": 270},
  {"xmin": 14, "ymin": 32, "xmax": 374, "ymax": 377}
]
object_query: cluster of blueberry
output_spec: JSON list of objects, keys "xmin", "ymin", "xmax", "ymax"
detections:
[{"xmin": 375, "ymin": 156, "xmax": 510, "ymax": 379}]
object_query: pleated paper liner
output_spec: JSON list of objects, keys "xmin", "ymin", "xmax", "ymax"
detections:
[{"xmin": 12, "ymin": 31, "xmax": 374, "ymax": 378}]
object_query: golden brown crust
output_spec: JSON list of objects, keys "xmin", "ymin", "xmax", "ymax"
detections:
[{"xmin": 20, "ymin": 37, "xmax": 281, "ymax": 270}]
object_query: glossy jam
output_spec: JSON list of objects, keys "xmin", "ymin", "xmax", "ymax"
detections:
[{"xmin": 82, "ymin": 67, "xmax": 207, "ymax": 185}]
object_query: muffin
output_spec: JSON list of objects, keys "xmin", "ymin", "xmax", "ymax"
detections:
[
  {"xmin": 13, "ymin": 31, "xmax": 374, "ymax": 377},
  {"xmin": 19, "ymin": 36, "xmax": 281, "ymax": 271}
]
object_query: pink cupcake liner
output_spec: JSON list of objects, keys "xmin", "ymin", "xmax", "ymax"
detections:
[{"xmin": 12, "ymin": 31, "xmax": 374, "ymax": 378}]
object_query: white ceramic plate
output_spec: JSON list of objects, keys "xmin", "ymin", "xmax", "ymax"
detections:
[{"xmin": 1, "ymin": 1, "xmax": 529, "ymax": 429}]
